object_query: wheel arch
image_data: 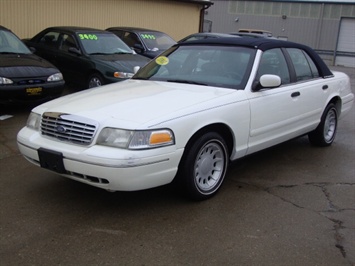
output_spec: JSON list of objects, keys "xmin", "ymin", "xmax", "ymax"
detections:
[
  {"xmin": 327, "ymin": 96, "xmax": 341, "ymax": 116},
  {"xmin": 182, "ymin": 123, "xmax": 234, "ymax": 160}
]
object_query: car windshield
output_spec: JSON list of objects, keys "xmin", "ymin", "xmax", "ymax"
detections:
[
  {"xmin": 139, "ymin": 31, "xmax": 176, "ymax": 51},
  {"xmin": 133, "ymin": 45, "xmax": 256, "ymax": 89},
  {"xmin": 77, "ymin": 32, "xmax": 133, "ymax": 55},
  {"xmin": 0, "ymin": 29, "xmax": 31, "ymax": 54}
]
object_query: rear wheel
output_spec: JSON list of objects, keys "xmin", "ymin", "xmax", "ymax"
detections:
[
  {"xmin": 308, "ymin": 103, "xmax": 338, "ymax": 146},
  {"xmin": 88, "ymin": 73, "xmax": 104, "ymax": 88},
  {"xmin": 177, "ymin": 132, "xmax": 229, "ymax": 200}
]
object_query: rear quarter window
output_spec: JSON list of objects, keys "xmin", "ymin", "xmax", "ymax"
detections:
[{"xmin": 287, "ymin": 48, "xmax": 319, "ymax": 81}]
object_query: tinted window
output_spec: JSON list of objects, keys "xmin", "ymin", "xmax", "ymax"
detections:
[
  {"xmin": 287, "ymin": 48, "xmax": 318, "ymax": 81},
  {"xmin": 0, "ymin": 29, "xmax": 31, "ymax": 54},
  {"xmin": 59, "ymin": 34, "xmax": 78, "ymax": 52},
  {"xmin": 39, "ymin": 31, "xmax": 60, "ymax": 48},
  {"xmin": 139, "ymin": 32, "xmax": 176, "ymax": 50},
  {"xmin": 77, "ymin": 32, "xmax": 132, "ymax": 55},
  {"xmin": 257, "ymin": 48, "xmax": 290, "ymax": 84}
]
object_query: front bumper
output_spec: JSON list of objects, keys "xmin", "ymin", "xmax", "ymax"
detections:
[
  {"xmin": 17, "ymin": 127, "xmax": 184, "ymax": 191},
  {"xmin": 0, "ymin": 81, "xmax": 65, "ymax": 104}
]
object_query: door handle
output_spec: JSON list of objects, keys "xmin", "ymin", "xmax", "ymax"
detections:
[
  {"xmin": 291, "ymin": 91, "xmax": 300, "ymax": 97},
  {"xmin": 322, "ymin": 85, "xmax": 328, "ymax": 90}
]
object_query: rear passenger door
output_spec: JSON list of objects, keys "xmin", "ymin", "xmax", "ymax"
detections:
[{"xmin": 286, "ymin": 47, "xmax": 327, "ymax": 127}]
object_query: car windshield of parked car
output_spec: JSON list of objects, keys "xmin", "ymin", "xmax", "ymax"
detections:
[
  {"xmin": 77, "ymin": 32, "xmax": 133, "ymax": 55},
  {"xmin": 133, "ymin": 45, "xmax": 256, "ymax": 89},
  {"xmin": 140, "ymin": 32, "xmax": 176, "ymax": 51},
  {"xmin": 0, "ymin": 30, "xmax": 31, "ymax": 54}
]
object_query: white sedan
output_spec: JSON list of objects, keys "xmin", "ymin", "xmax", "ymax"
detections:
[{"xmin": 17, "ymin": 37, "xmax": 354, "ymax": 200}]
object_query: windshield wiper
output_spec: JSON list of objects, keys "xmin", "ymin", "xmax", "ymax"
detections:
[
  {"xmin": 113, "ymin": 51, "xmax": 132, "ymax": 54},
  {"xmin": 166, "ymin": 79, "xmax": 207, "ymax": 86},
  {"xmin": 89, "ymin": 52, "xmax": 112, "ymax": 55}
]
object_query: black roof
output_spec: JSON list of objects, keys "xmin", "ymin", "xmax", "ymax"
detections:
[
  {"xmin": 106, "ymin": 27, "xmax": 165, "ymax": 33},
  {"xmin": 177, "ymin": 37, "xmax": 333, "ymax": 78},
  {"xmin": 44, "ymin": 26, "xmax": 110, "ymax": 33}
]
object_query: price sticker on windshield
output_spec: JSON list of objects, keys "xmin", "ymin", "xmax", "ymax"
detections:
[
  {"xmin": 141, "ymin": 34, "xmax": 156, "ymax": 40},
  {"xmin": 155, "ymin": 56, "xmax": 169, "ymax": 65},
  {"xmin": 78, "ymin": 34, "xmax": 98, "ymax": 40}
]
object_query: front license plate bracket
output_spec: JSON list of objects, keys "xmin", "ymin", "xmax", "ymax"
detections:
[{"xmin": 38, "ymin": 148, "xmax": 66, "ymax": 174}]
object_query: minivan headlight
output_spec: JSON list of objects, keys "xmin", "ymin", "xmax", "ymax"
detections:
[{"xmin": 97, "ymin": 128, "xmax": 175, "ymax": 149}]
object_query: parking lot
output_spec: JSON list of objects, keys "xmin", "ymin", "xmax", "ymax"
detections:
[{"xmin": 0, "ymin": 66, "xmax": 354, "ymax": 265}]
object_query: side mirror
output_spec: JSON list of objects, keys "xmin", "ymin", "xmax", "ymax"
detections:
[
  {"xmin": 29, "ymin": 47, "xmax": 36, "ymax": 53},
  {"xmin": 133, "ymin": 43, "xmax": 144, "ymax": 52},
  {"xmin": 253, "ymin": 74, "xmax": 281, "ymax": 91},
  {"xmin": 68, "ymin": 47, "xmax": 82, "ymax": 55}
]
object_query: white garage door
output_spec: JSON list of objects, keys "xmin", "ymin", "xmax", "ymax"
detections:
[{"xmin": 335, "ymin": 18, "xmax": 355, "ymax": 68}]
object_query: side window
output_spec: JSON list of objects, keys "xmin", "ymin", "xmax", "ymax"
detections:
[
  {"xmin": 304, "ymin": 52, "xmax": 320, "ymax": 78},
  {"xmin": 257, "ymin": 48, "xmax": 290, "ymax": 84},
  {"xmin": 122, "ymin": 32, "xmax": 140, "ymax": 48},
  {"xmin": 287, "ymin": 48, "xmax": 318, "ymax": 81},
  {"xmin": 59, "ymin": 34, "xmax": 78, "ymax": 52},
  {"xmin": 39, "ymin": 31, "xmax": 60, "ymax": 48}
]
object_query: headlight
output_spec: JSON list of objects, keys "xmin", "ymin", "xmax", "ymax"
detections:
[
  {"xmin": 114, "ymin": 72, "xmax": 134, "ymax": 79},
  {"xmin": 26, "ymin": 112, "xmax": 41, "ymax": 131},
  {"xmin": 0, "ymin": 77, "xmax": 13, "ymax": 84},
  {"xmin": 47, "ymin": 73, "xmax": 63, "ymax": 82},
  {"xmin": 97, "ymin": 128, "xmax": 175, "ymax": 149}
]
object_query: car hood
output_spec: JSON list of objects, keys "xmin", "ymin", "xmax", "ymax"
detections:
[
  {"xmin": 34, "ymin": 79, "xmax": 236, "ymax": 128},
  {"xmin": 91, "ymin": 53, "xmax": 150, "ymax": 72},
  {"xmin": 0, "ymin": 53, "xmax": 59, "ymax": 77}
]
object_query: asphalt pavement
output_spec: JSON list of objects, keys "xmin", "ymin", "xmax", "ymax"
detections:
[{"xmin": 0, "ymin": 66, "xmax": 354, "ymax": 265}]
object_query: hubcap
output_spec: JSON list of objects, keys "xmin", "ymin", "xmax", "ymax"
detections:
[
  {"xmin": 89, "ymin": 77, "xmax": 102, "ymax": 88},
  {"xmin": 194, "ymin": 142, "xmax": 225, "ymax": 192},
  {"xmin": 324, "ymin": 109, "xmax": 336, "ymax": 142}
]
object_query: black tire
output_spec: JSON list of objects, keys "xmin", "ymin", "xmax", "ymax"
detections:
[
  {"xmin": 308, "ymin": 103, "xmax": 338, "ymax": 147},
  {"xmin": 88, "ymin": 73, "xmax": 104, "ymax": 88},
  {"xmin": 177, "ymin": 132, "xmax": 229, "ymax": 201}
]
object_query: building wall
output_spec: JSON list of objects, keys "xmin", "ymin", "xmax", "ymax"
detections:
[
  {"xmin": 0, "ymin": 0, "xmax": 202, "ymax": 40},
  {"xmin": 205, "ymin": 1, "xmax": 355, "ymax": 51}
]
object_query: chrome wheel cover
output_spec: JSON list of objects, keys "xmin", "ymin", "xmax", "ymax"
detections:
[
  {"xmin": 194, "ymin": 141, "xmax": 226, "ymax": 193},
  {"xmin": 324, "ymin": 108, "xmax": 337, "ymax": 142}
]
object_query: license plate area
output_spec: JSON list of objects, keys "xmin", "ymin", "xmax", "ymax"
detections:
[
  {"xmin": 26, "ymin": 87, "xmax": 42, "ymax": 95},
  {"xmin": 38, "ymin": 148, "xmax": 66, "ymax": 174}
]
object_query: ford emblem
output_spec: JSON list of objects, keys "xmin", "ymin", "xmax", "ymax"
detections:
[{"xmin": 56, "ymin": 125, "xmax": 66, "ymax": 133}]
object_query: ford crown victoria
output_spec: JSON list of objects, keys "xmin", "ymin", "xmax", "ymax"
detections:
[{"xmin": 17, "ymin": 38, "xmax": 354, "ymax": 200}]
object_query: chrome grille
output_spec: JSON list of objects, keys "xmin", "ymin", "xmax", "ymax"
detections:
[{"xmin": 41, "ymin": 112, "xmax": 98, "ymax": 145}]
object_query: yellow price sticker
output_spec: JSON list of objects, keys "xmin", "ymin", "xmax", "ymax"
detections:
[{"xmin": 155, "ymin": 56, "xmax": 169, "ymax": 66}]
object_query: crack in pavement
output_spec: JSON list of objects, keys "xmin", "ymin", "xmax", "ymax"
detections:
[{"xmin": 264, "ymin": 182, "xmax": 354, "ymax": 263}]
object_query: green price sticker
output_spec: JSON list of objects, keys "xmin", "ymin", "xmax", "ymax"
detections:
[
  {"xmin": 141, "ymin": 34, "xmax": 156, "ymax": 40},
  {"xmin": 78, "ymin": 34, "xmax": 98, "ymax": 40}
]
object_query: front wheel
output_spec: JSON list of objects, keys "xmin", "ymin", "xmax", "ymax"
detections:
[
  {"xmin": 88, "ymin": 73, "xmax": 104, "ymax": 88},
  {"xmin": 308, "ymin": 103, "xmax": 338, "ymax": 146},
  {"xmin": 177, "ymin": 132, "xmax": 229, "ymax": 201}
]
